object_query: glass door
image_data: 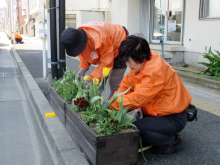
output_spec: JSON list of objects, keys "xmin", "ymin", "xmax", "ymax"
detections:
[{"xmin": 151, "ymin": 0, "xmax": 183, "ymax": 45}]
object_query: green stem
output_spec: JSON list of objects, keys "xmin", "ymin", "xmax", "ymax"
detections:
[
  {"xmin": 104, "ymin": 78, "xmax": 106, "ymax": 102},
  {"xmin": 140, "ymin": 137, "xmax": 148, "ymax": 162}
]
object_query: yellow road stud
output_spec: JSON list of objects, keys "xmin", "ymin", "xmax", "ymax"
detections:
[{"xmin": 45, "ymin": 112, "xmax": 57, "ymax": 118}]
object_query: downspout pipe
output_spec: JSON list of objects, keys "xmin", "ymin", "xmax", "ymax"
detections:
[
  {"xmin": 59, "ymin": 0, "xmax": 65, "ymax": 78},
  {"xmin": 50, "ymin": 0, "xmax": 58, "ymax": 79}
]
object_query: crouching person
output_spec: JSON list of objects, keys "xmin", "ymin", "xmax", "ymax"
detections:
[
  {"xmin": 109, "ymin": 35, "xmax": 192, "ymax": 155},
  {"xmin": 15, "ymin": 32, "xmax": 23, "ymax": 44}
]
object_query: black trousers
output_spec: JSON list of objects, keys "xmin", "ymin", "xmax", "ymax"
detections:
[
  {"xmin": 133, "ymin": 110, "xmax": 187, "ymax": 150},
  {"xmin": 15, "ymin": 37, "xmax": 22, "ymax": 43}
]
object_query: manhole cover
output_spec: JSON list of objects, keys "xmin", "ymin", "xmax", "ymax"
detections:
[{"xmin": 3, "ymin": 72, "xmax": 20, "ymax": 77}]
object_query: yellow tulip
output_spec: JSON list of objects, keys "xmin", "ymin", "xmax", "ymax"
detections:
[
  {"xmin": 83, "ymin": 75, "xmax": 90, "ymax": 81},
  {"xmin": 66, "ymin": 66, "xmax": 68, "ymax": 70},
  {"xmin": 103, "ymin": 67, "xmax": 111, "ymax": 77},
  {"xmin": 93, "ymin": 78, "xmax": 99, "ymax": 85}
]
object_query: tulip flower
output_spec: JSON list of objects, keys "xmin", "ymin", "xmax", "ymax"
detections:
[
  {"xmin": 66, "ymin": 66, "xmax": 68, "ymax": 70},
  {"xmin": 93, "ymin": 78, "xmax": 99, "ymax": 85},
  {"xmin": 83, "ymin": 75, "xmax": 90, "ymax": 81},
  {"xmin": 103, "ymin": 67, "xmax": 111, "ymax": 77}
]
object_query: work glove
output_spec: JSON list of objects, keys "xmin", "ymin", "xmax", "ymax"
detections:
[
  {"xmin": 76, "ymin": 68, "xmax": 86, "ymax": 81},
  {"xmin": 84, "ymin": 78, "xmax": 92, "ymax": 86},
  {"xmin": 104, "ymin": 101, "xmax": 109, "ymax": 108}
]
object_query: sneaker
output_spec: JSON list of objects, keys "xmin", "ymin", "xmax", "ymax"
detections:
[{"xmin": 151, "ymin": 134, "xmax": 182, "ymax": 155}]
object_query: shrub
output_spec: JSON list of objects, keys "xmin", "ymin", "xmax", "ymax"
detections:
[{"xmin": 198, "ymin": 46, "xmax": 220, "ymax": 77}]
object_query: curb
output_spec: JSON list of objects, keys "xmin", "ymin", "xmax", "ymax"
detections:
[
  {"xmin": 176, "ymin": 71, "xmax": 220, "ymax": 90},
  {"xmin": 10, "ymin": 47, "xmax": 89, "ymax": 165}
]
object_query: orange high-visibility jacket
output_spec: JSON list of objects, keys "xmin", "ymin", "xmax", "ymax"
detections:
[
  {"xmin": 15, "ymin": 33, "xmax": 21, "ymax": 38},
  {"xmin": 77, "ymin": 22, "xmax": 127, "ymax": 80},
  {"xmin": 110, "ymin": 51, "xmax": 192, "ymax": 117}
]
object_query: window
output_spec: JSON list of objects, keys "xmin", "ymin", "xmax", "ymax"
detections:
[
  {"xmin": 65, "ymin": 14, "xmax": 76, "ymax": 29},
  {"xmin": 151, "ymin": 0, "xmax": 183, "ymax": 44},
  {"xmin": 200, "ymin": 0, "xmax": 220, "ymax": 19}
]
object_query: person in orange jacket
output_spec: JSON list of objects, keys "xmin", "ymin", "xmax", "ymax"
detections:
[
  {"xmin": 60, "ymin": 21, "xmax": 129, "ymax": 100},
  {"xmin": 109, "ymin": 35, "xmax": 192, "ymax": 155},
  {"xmin": 15, "ymin": 32, "xmax": 23, "ymax": 44}
]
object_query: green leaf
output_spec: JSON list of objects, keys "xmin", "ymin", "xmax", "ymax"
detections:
[
  {"xmin": 118, "ymin": 123, "xmax": 136, "ymax": 128},
  {"xmin": 106, "ymin": 86, "xmax": 132, "ymax": 109},
  {"xmin": 98, "ymin": 77, "xmax": 104, "ymax": 91},
  {"xmin": 90, "ymin": 96, "xmax": 102, "ymax": 105},
  {"xmin": 120, "ymin": 113, "xmax": 134, "ymax": 125}
]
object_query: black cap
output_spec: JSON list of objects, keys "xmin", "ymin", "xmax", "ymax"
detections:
[{"xmin": 60, "ymin": 28, "xmax": 88, "ymax": 57}]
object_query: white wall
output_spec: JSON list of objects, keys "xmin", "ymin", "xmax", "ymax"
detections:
[
  {"xmin": 81, "ymin": 11, "xmax": 105, "ymax": 25},
  {"xmin": 112, "ymin": 0, "xmax": 139, "ymax": 34},
  {"xmin": 66, "ymin": 0, "xmax": 110, "ymax": 11},
  {"xmin": 183, "ymin": 0, "xmax": 220, "ymax": 66},
  {"xmin": 111, "ymin": 0, "xmax": 128, "ymax": 27},
  {"xmin": 127, "ymin": 0, "xmax": 139, "ymax": 35}
]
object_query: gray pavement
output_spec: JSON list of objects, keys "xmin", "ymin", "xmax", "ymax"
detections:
[
  {"xmin": 1, "ymin": 32, "xmax": 220, "ymax": 165},
  {"xmin": 0, "ymin": 32, "xmax": 89, "ymax": 165},
  {"xmin": 0, "ymin": 33, "xmax": 54, "ymax": 165}
]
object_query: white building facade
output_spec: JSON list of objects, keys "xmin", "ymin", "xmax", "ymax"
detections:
[
  {"xmin": 28, "ymin": 0, "xmax": 111, "ymax": 37},
  {"xmin": 111, "ymin": 0, "xmax": 220, "ymax": 67}
]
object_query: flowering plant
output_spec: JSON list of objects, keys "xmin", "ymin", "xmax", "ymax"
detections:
[
  {"xmin": 53, "ymin": 69, "xmax": 77, "ymax": 103},
  {"xmin": 53, "ymin": 67, "xmax": 136, "ymax": 135}
]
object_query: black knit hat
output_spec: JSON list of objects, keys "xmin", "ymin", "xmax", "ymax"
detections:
[{"xmin": 60, "ymin": 28, "xmax": 88, "ymax": 57}]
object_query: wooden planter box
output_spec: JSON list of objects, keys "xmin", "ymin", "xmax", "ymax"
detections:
[
  {"xmin": 50, "ymin": 86, "xmax": 66, "ymax": 125},
  {"xmin": 50, "ymin": 86, "xmax": 140, "ymax": 165}
]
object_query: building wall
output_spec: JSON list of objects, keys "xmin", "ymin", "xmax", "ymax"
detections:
[
  {"xmin": 65, "ymin": 0, "xmax": 111, "ymax": 28},
  {"xmin": 111, "ymin": 0, "xmax": 128, "ymax": 27},
  {"xmin": 81, "ymin": 11, "xmax": 105, "ymax": 25},
  {"xmin": 17, "ymin": 0, "xmax": 26, "ymax": 32},
  {"xmin": 112, "ymin": 0, "xmax": 139, "ymax": 36},
  {"xmin": 183, "ymin": 0, "xmax": 220, "ymax": 66},
  {"xmin": 66, "ymin": 0, "xmax": 110, "ymax": 11}
]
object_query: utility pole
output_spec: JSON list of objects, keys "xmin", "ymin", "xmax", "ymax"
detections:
[
  {"xmin": 59, "ymin": 0, "xmax": 65, "ymax": 78},
  {"xmin": 50, "ymin": 0, "xmax": 58, "ymax": 79}
]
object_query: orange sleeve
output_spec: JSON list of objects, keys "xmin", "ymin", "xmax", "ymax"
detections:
[
  {"xmin": 89, "ymin": 37, "xmax": 115, "ymax": 81},
  {"xmin": 110, "ymin": 70, "xmax": 165, "ymax": 111},
  {"xmin": 78, "ymin": 54, "xmax": 90, "ymax": 71}
]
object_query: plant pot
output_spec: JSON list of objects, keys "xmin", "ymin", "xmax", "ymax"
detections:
[
  {"xmin": 50, "ymin": 85, "xmax": 140, "ymax": 165},
  {"xmin": 50, "ymin": 86, "xmax": 66, "ymax": 125},
  {"xmin": 65, "ymin": 104, "xmax": 140, "ymax": 165}
]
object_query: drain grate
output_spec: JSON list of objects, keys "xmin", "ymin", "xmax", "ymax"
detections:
[{"xmin": 3, "ymin": 72, "xmax": 20, "ymax": 77}]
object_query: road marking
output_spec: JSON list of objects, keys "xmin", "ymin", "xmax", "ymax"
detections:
[{"xmin": 191, "ymin": 98, "xmax": 220, "ymax": 117}]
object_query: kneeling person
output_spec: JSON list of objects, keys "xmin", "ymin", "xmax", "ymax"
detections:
[{"xmin": 109, "ymin": 35, "xmax": 192, "ymax": 155}]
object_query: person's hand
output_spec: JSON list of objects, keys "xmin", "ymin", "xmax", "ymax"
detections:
[
  {"xmin": 104, "ymin": 101, "xmax": 109, "ymax": 108},
  {"xmin": 84, "ymin": 78, "xmax": 92, "ymax": 86},
  {"xmin": 76, "ymin": 68, "xmax": 86, "ymax": 81}
]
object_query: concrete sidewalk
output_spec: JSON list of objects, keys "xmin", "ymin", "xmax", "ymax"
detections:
[{"xmin": 0, "ymin": 32, "xmax": 89, "ymax": 165}]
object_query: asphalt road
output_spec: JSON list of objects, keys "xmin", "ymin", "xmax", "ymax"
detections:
[{"xmin": 14, "ymin": 37, "xmax": 220, "ymax": 165}]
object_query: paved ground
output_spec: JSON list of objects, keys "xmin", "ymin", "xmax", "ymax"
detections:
[
  {"xmin": 4, "ymin": 33, "xmax": 220, "ymax": 164},
  {"xmin": 0, "ymin": 33, "xmax": 54, "ymax": 165}
]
